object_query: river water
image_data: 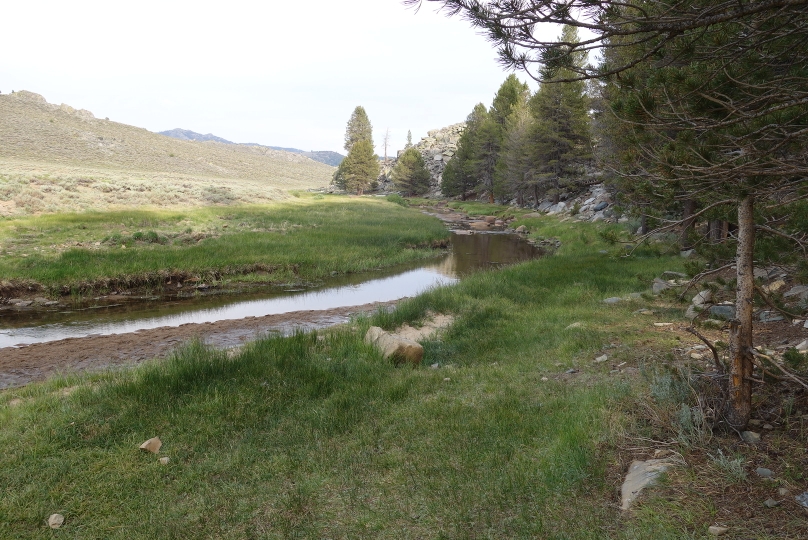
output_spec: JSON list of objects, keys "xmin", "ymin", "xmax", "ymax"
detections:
[{"xmin": 0, "ymin": 231, "xmax": 541, "ymax": 348}]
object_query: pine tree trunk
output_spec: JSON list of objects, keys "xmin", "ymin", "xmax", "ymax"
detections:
[
  {"xmin": 639, "ymin": 214, "xmax": 648, "ymax": 235},
  {"xmin": 726, "ymin": 195, "xmax": 755, "ymax": 429},
  {"xmin": 489, "ymin": 192, "xmax": 495, "ymax": 204},
  {"xmin": 681, "ymin": 199, "xmax": 696, "ymax": 250}
]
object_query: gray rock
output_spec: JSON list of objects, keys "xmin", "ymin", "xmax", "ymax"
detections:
[
  {"xmin": 784, "ymin": 285, "xmax": 808, "ymax": 299},
  {"xmin": 753, "ymin": 268, "xmax": 770, "ymax": 279},
  {"xmin": 742, "ymin": 431, "xmax": 761, "ymax": 444},
  {"xmin": 755, "ymin": 467, "xmax": 774, "ymax": 478},
  {"xmin": 680, "ymin": 249, "xmax": 695, "ymax": 258},
  {"xmin": 652, "ymin": 278, "xmax": 671, "ymax": 294},
  {"xmin": 758, "ymin": 311, "xmax": 784, "ymax": 322},
  {"xmin": 537, "ymin": 201, "xmax": 553, "ymax": 211},
  {"xmin": 710, "ymin": 305, "xmax": 736, "ymax": 320},
  {"xmin": 796, "ymin": 491, "xmax": 808, "ymax": 508},
  {"xmin": 763, "ymin": 498, "xmax": 780, "ymax": 508},
  {"xmin": 591, "ymin": 211, "xmax": 605, "ymax": 222},
  {"xmin": 795, "ymin": 339, "xmax": 808, "ymax": 352},
  {"xmin": 593, "ymin": 201, "xmax": 608, "ymax": 211},
  {"xmin": 14, "ymin": 301, "xmax": 33, "ymax": 307},
  {"xmin": 708, "ymin": 525, "xmax": 729, "ymax": 536},
  {"xmin": 692, "ymin": 290, "xmax": 712, "ymax": 307},
  {"xmin": 515, "ymin": 225, "xmax": 527, "ymax": 233},
  {"xmin": 603, "ymin": 297, "xmax": 622, "ymax": 304},
  {"xmin": 365, "ymin": 326, "xmax": 423, "ymax": 365},
  {"xmin": 662, "ymin": 271, "xmax": 688, "ymax": 278},
  {"xmin": 685, "ymin": 305, "xmax": 700, "ymax": 320},
  {"xmin": 778, "ymin": 488, "xmax": 790, "ymax": 497},
  {"xmin": 620, "ymin": 459, "xmax": 674, "ymax": 510}
]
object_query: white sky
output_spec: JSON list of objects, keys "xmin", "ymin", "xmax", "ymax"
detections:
[{"xmin": 2, "ymin": 0, "xmax": 560, "ymax": 155}]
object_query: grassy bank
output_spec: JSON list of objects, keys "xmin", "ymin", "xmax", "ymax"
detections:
[
  {"xmin": 0, "ymin": 195, "xmax": 449, "ymax": 295},
  {"xmin": 1, "ymin": 211, "xmax": 802, "ymax": 538}
]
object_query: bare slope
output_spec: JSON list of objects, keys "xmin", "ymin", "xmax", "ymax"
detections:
[{"xmin": 0, "ymin": 91, "xmax": 334, "ymax": 215}]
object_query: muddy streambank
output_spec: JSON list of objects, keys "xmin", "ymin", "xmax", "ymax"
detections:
[{"xmin": 0, "ymin": 301, "xmax": 398, "ymax": 390}]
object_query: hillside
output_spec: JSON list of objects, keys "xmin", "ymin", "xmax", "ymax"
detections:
[
  {"xmin": 0, "ymin": 91, "xmax": 334, "ymax": 215},
  {"xmin": 158, "ymin": 128, "xmax": 345, "ymax": 167}
]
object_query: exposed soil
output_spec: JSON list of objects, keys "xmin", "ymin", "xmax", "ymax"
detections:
[{"xmin": 0, "ymin": 301, "xmax": 397, "ymax": 390}]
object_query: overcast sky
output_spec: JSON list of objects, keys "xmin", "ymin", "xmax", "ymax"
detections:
[{"xmin": 2, "ymin": 0, "xmax": 560, "ymax": 155}]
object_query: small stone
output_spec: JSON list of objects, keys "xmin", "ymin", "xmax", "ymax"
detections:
[
  {"xmin": 603, "ymin": 297, "xmax": 621, "ymax": 304},
  {"xmin": 653, "ymin": 322, "xmax": 673, "ymax": 327},
  {"xmin": 741, "ymin": 431, "xmax": 761, "ymax": 444},
  {"xmin": 540, "ymin": 376, "xmax": 548, "ymax": 381},
  {"xmin": 565, "ymin": 322, "xmax": 584, "ymax": 329},
  {"xmin": 796, "ymin": 491, "xmax": 808, "ymax": 508},
  {"xmin": 758, "ymin": 311, "xmax": 784, "ymax": 323},
  {"xmin": 778, "ymin": 488, "xmax": 790, "ymax": 497},
  {"xmin": 430, "ymin": 363, "xmax": 440, "ymax": 369},
  {"xmin": 762, "ymin": 423, "xmax": 773, "ymax": 430},
  {"xmin": 710, "ymin": 305, "xmax": 736, "ymax": 320},
  {"xmin": 652, "ymin": 278, "xmax": 671, "ymax": 294},
  {"xmin": 139, "ymin": 437, "xmax": 162, "ymax": 454},
  {"xmin": 794, "ymin": 339, "xmax": 808, "ymax": 352},
  {"xmin": 692, "ymin": 290, "xmax": 712, "ymax": 307},
  {"xmin": 690, "ymin": 352, "xmax": 704, "ymax": 360},
  {"xmin": 755, "ymin": 467, "xmax": 774, "ymax": 478},
  {"xmin": 594, "ymin": 355, "xmax": 608, "ymax": 363},
  {"xmin": 748, "ymin": 419, "xmax": 762, "ymax": 427},
  {"xmin": 48, "ymin": 514, "xmax": 65, "ymax": 529},
  {"xmin": 443, "ymin": 377, "xmax": 451, "ymax": 382},
  {"xmin": 158, "ymin": 456, "xmax": 170, "ymax": 465},
  {"xmin": 515, "ymin": 225, "xmax": 527, "ymax": 233},
  {"xmin": 708, "ymin": 526, "xmax": 729, "ymax": 536},
  {"xmin": 763, "ymin": 498, "xmax": 780, "ymax": 508}
]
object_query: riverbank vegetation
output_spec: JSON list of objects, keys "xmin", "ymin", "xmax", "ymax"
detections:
[
  {"xmin": 3, "ymin": 213, "xmax": 805, "ymax": 538},
  {"xmin": 0, "ymin": 195, "xmax": 449, "ymax": 296}
]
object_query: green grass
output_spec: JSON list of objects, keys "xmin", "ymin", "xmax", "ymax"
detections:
[
  {"xmin": 0, "ymin": 196, "xmax": 449, "ymax": 292},
  {"xmin": 0, "ymin": 214, "xmax": 700, "ymax": 538}
]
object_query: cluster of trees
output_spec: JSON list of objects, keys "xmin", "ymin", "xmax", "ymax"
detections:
[
  {"xmin": 333, "ymin": 107, "xmax": 432, "ymax": 196},
  {"xmin": 443, "ymin": 28, "xmax": 591, "ymax": 205},
  {"xmin": 415, "ymin": 0, "xmax": 808, "ymax": 429}
]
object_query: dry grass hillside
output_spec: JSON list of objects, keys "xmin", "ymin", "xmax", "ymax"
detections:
[{"xmin": 0, "ymin": 91, "xmax": 334, "ymax": 215}]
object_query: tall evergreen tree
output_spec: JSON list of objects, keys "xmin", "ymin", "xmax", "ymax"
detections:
[
  {"xmin": 343, "ymin": 106, "xmax": 373, "ymax": 153},
  {"xmin": 498, "ymin": 99, "xmax": 535, "ymax": 205},
  {"xmin": 526, "ymin": 26, "xmax": 591, "ymax": 204},
  {"xmin": 405, "ymin": 130, "xmax": 413, "ymax": 149},
  {"xmin": 339, "ymin": 139, "xmax": 379, "ymax": 195},
  {"xmin": 391, "ymin": 147, "xmax": 431, "ymax": 196},
  {"xmin": 440, "ymin": 103, "xmax": 487, "ymax": 200}
]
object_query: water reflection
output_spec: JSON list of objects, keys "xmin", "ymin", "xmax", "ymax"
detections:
[{"xmin": 0, "ymin": 232, "xmax": 541, "ymax": 347}]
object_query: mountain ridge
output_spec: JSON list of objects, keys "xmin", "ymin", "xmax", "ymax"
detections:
[{"xmin": 158, "ymin": 128, "xmax": 345, "ymax": 167}]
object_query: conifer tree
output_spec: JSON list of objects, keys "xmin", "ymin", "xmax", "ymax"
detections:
[
  {"xmin": 405, "ymin": 130, "xmax": 413, "ymax": 149},
  {"xmin": 391, "ymin": 147, "xmax": 431, "ymax": 196},
  {"xmin": 339, "ymin": 139, "xmax": 379, "ymax": 195},
  {"xmin": 343, "ymin": 106, "xmax": 373, "ymax": 153},
  {"xmin": 440, "ymin": 103, "xmax": 487, "ymax": 200}
]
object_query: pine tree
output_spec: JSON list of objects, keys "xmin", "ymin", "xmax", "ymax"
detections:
[
  {"xmin": 498, "ymin": 99, "xmax": 534, "ymax": 205},
  {"xmin": 526, "ymin": 26, "xmax": 591, "ymax": 204},
  {"xmin": 343, "ymin": 106, "xmax": 373, "ymax": 152},
  {"xmin": 339, "ymin": 139, "xmax": 379, "ymax": 195},
  {"xmin": 405, "ymin": 130, "xmax": 413, "ymax": 148},
  {"xmin": 440, "ymin": 103, "xmax": 487, "ymax": 200},
  {"xmin": 391, "ymin": 147, "xmax": 431, "ymax": 196}
]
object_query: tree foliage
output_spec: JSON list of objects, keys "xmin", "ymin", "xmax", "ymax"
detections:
[
  {"xmin": 441, "ymin": 103, "xmax": 488, "ymax": 200},
  {"xmin": 343, "ymin": 106, "xmax": 373, "ymax": 153},
  {"xmin": 392, "ymin": 147, "xmax": 431, "ymax": 196},
  {"xmin": 337, "ymin": 139, "xmax": 379, "ymax": 195},
  {"xmin": 413, "ymin": 0, "xmax": 808, "ymax": 429}
]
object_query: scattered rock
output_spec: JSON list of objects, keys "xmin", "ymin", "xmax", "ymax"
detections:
[
  {"xmin": 565, "ymin": 368, "xmax": 579, "ymax": 374},
  {"xmin": 755, "ymin": 467, "xmax": 774, "ymax": 478},
  {"xmin": 515, "ymin": 225, "xmax": 527, "ymax": 233},
  {"xmin": 158, "ymin": 456, "xmax": 170, "ymax": 465},
  {"xmin": 692, "ymin": 290, "xmax": 712, "ymax": 307},
  {"xmin": 484, "ymin": 215, "xmax": 497, "ymax": 224},
  {"xmin": 762, "ymin": 423, "xmax": 773, "ymax": 430},
  {"xmin": 685, "ymin": 305, "xmax": 700, "ymax": 320},
  {"xmin": 709, "ymin": 305, "xmax": 736, "ymax": 320},
  {"xmin": 778, "ymin": 488, "xmax": 790, "ymax": 497},
  {"xmin": 662, "ymin": 271, "xmax": 688, "ymax": 278},
  {"xmin": 594, "ymin": 355, "xmax": 608, "ymax": 363},
  {"xmin": 48, "ymin": 513, "xmax": 65, "ymax": 529},
  {"xmin": 521, "ymin": 212, "xmax": 542, "ymax": 219},
  {"xmin": 758, "ymin": 311, "xmax": 784, "ymax": 323},
  {"xmin": 794, "ymin": 339, "xmax": 808, "ymax": 352},
  {"xmin": 593, "ymin": 201, "xmax": 608, "ymax": 211},
  {"xmin": 783, "ymin": 285, "xmax": 808, "ymax": 299},
  {"xmin": 565, "ymin": 322, "xmax": 584, "ymax": 329},
  {"xmin": 763, "ymin": 280, "xmax": 785, "ymax": 293},
  {"xmin": 430, "ymin": 363, "xmax": 440, "ymax": 369},
  {"xmin": 708, "ymin": 525, "xmax": 729, "ymax": 536},
  {"xmin": 603, "ymin": 297, "xmax": 621, "ymax": 304},
  {"xmin": 139, "ymin": 437, "xmax": 162, "ymax": 454},
  {"xmin": 469, "ymin": 221, "xmax": 491, "ymax": 231},
  {"xmin": 541, "ymin": 376, "xmax": 548, "ymax": 381},
  {"xmin": 653, "ymin": 322, "xmax": 673, "ymax": 327},
  {"xmin": 742, "ymin": 431, "xmax": 761, "ymax": 444},
  {"xmin": 652, "ymin": 278, "xmax": 671, "ymax": 294},
  {"xmin": 620, "ymin": 459, "xmax": 674, "ymax": 511},
  {"xmin": 763, "ymin": 498, "xmax": 780, "ymax": 508},
  {"xmin": 796, "ymin": 491, "xmax": 808, "ymax": 508},
  {"xmin": 364, "ymin": 326, "xmax": 424, "ymax": 365},
  {"xmin": 680, "ymin": 249, "xmax": 695, "ymax": 258}
]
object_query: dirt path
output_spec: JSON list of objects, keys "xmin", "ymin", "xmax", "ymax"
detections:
[{"xmin": 0, "ymin": 301, "xmax": 397, "ymax": 390}]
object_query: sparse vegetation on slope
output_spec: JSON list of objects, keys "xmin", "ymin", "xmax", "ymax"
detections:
[{"xmin": 0, "ymin": 91, "xmax": 334, "ymax": 215}]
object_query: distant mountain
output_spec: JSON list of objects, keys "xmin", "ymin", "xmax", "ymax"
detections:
[
  {"xmin": 158, "ymin": 128, "xmax": 234, "ymax": 145},
  {"xmin": 160, "ymin": 129, "xmax": 344, "ymax": 167}
]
